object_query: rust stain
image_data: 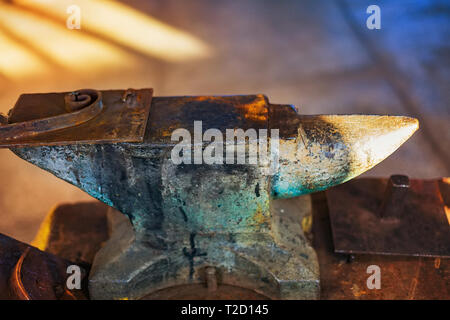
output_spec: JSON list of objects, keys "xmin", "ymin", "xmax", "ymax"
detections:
[
  {"xmin": 0, "ymin": 89, "xmax": 103, "ymax": 142},
  {"xmin": 434, "ymin": 258, "xmax": 441, "ymax": 269},
  {"xmin": 407, "ymin": 258, "xmax": 422, "ymax": 300},
  {"xmin": 238, "ymin": 98, "xmax": 268, "ymax": 122},
  {"xmin": 161, "ymin": 128, "xmax": 175, "ymax": 137},
  {"xmin": 250, "ymin": 206, "xmax": 271, "ymax": 228},
  {"xmin": 351, "ymin": 284, "xmax": 367, "ymax": 298},
  {"xmin": 193, "ymin": 96, "xmax": 212, "ymax": 102},
  {"xmin": 160, "ymin": 123, "xmax": 182, "ymax": 138}
]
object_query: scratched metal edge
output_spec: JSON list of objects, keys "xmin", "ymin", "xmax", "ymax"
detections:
[
  {"xmin": 333, "ymin": 248, "xmax": 450, "ymax": 259},
  {"xmin": 0, "ymin": 138, "xmax": 142, "ymax": 148},
  {"xmin": 0, "ymin": 88, "xmax": 153, "ymax": 148},
  {"xmin": 136, "ymin": 88, "xmax": 153, "ymax": 143},
  {"xmin": 327, "ymin": 177, "xmax": 450, "ymax": 258}
]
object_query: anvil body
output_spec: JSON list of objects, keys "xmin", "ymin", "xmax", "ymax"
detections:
[{"xmin": 2, "ymin": 90, "xmax": 418, "ymax": 299}]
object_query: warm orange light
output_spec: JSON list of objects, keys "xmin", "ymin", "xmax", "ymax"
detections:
[
  {"xmin": 0, "ymin": 4, "xmax": 133, "ymax": 71},
  {"xmin": 240, "ymin": 100, "xmax": 269, "ymax": 122},
  {"xmin": 0, "ymin": 28, "xmax": 47, "ymax": 79},
  {"xmin": 445, "ymin": 206, "xmax": 450, "ymax": 226},
  {"xmin": 13, "ymin": 0, "xmax": 212, "ymax": 62}
]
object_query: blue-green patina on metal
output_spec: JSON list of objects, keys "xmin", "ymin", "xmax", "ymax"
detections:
[{"xmin": 1, "ymin": 90, "xmax": 419, "ymax": 299}]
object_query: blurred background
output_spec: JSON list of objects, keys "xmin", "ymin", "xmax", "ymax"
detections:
[{"xmin": 0, "ymin": 0, "xmax": 448, "ymax": 243}]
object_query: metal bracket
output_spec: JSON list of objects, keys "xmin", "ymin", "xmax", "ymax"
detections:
[{"xmin": 0, "ymin": 88, "xmax": 153, "ymax": 148}]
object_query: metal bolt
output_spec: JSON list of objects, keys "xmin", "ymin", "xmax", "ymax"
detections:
[
  {"xmin": 379, "ymin": 174, "xmax": 410, "ymax": 219},
  {"xmin": 121, "ymin": 88, "xmax": 137, "ymax": 103},
  {"xmin": 346, "ymin": 254, "xmax": 355, "ymax": 263},
  {"xmin": 64, "ymin": 89, "xmax": 95, "ymax": 112}
]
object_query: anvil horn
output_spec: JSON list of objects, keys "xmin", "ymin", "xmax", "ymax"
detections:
[{"xmin": 271, "ymin": 106, "xmax": 419, "ymax": 198}]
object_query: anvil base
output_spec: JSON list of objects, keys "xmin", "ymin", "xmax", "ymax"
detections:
[
  {"xmin": 88, "ymin": 197, "xmax": 319, "ymax": 300},
  {"xmin": 4, "ymin": 188, "xmax": 447, "ymax": 299}
]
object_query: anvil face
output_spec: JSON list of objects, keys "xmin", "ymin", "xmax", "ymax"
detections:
[{"xmin": 0, "ymin": 89, "xmax": 419, "ymax": 299}]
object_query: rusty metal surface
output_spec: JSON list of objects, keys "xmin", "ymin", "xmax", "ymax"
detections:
[
  {"xmin": 312, "ymin": 192, "xmax": 450, "ymax": 300},
  {"xmin": 0, "ymin": 88, "xmax": 152, "ymax": 147},
  {"xmin": 145, "ymin": 94, "xmax": 269, "ymax": 144},
  {"xmin": 327, "ymin": 177, "xmax": 450, "ymax": 257},
  {"xmin": 0, "ymin": 233, "xmax": 88, "ymax": 300},
  {"xmin": 0, "ymin": 89, "xmax": 103, "ymax": 143}
]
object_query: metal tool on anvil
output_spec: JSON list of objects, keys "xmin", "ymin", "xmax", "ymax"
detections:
[{"xmin": 0, "ymin": 88, "xmax": 419, "ymax": 299}]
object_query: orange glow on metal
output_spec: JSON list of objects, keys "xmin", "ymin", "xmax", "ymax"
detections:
[
  {"xmin": 445, "ymin": 206, "xmax": 450, "ymax": 226},
  {"xmin": 10, "ymin": 248, "xmax": 31, "ymax": 300},
  {"xmin": 238, "ymin": 99, "xmax": 268, "ymax": 122}
]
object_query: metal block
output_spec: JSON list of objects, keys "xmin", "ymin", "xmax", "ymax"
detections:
[{"xmin": 327, "ymin": 176, "xmax": 450, "ymax": 257}]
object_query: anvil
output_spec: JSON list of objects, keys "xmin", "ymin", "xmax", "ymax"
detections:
[{"xmin": 0, "ymin": 88, "xmax": 418, "ymax": 299}]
